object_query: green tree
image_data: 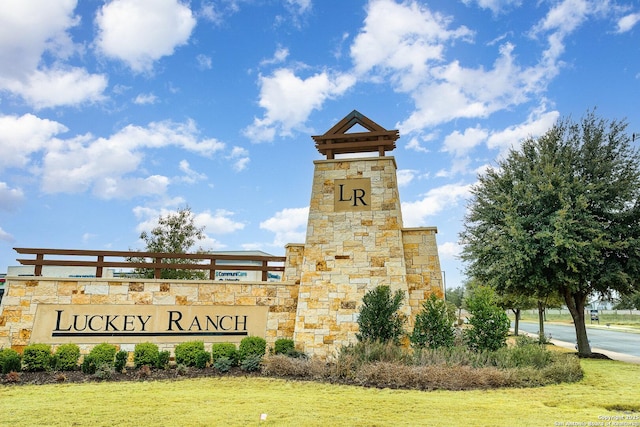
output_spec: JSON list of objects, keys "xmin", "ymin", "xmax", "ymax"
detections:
[
  {"xmin": 411, "ymin": 293, "xmax": 455, "ymax": 349},
  {"xmin": 614, "ymin": 291, "xmax": 640, "ymax": 310},
  {"xmin": 357, "ymin": 285, "xmax": 406, "ymax": 344},
  {"xmin": 461, "ymin": 111, "xmax": 640, "ymax": 356},
  {"xmin": 129, "ymin": 207, "xmax": 207, "ymax": 279},
  {"xmin": 445, "ymin": 286, "xmax": 465, "ymax": 323},
  {"xmin": 463, "ymin": 286, "xmax": 510, "ymax": 352}
]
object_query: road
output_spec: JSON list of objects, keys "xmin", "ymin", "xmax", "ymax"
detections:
[{"xmin": 515, "ymin": 321, "xmax": 640, "ymax": 358}]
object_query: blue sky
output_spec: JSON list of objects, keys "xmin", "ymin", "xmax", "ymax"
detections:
[{"xmin": 1, "ymin": 0, "xmax": 639, "ymax": 290}]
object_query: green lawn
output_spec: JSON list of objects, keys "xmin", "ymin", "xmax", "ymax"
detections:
[{"xmin": 1, "ymin": 358, "xmax": 638, "ymax": 426}]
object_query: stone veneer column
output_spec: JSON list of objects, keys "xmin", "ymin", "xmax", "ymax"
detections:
[{"xmin": 294, "ymin": 156, "xmax": 410, "ymax": 357}]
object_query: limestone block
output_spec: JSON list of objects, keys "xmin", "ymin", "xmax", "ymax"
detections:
[
  {"xmin": 7, "ymin": 287, "xmax": 26, "ymax": 297},
  {"xmin": 85, "ymin": 284, "xmax": 109, "ymax": 295}
]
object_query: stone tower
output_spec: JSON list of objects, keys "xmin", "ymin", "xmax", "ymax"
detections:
[{"xmin": 288, "ymin": 111, "xmax": 443, "ymax": 357}]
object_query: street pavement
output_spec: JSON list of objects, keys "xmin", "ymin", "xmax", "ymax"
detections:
[{"xmin": 513, "ymin": 321, "xmax": 640, "ymax": 364}]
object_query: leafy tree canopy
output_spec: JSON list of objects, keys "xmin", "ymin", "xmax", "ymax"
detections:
[
  {"xmin": 130, "ymin": 207, "xmax": 207, "ymax": 279},
  {"xmin": 357, "ymin": 285, "xmax": 406, "ymax": 344},
  {"xmin": 460, "ymin": 110, "xmax": 640, "ymax": 355}
]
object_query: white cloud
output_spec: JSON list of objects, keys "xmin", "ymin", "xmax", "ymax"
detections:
[
  {"xmin": 177, "ymin": 160, "xmax": 207, "ymax": 184},
  {"xmin": 194, "ymin": 209, "xmax": 245, "ymax": 235},
  {"xmin": 0, "ymin": 226, "xmax": 14, "ymax": 243},
  {"xmin": 402, "ymin": 183, "xmax": 472, "ymax": 227},
  {"xmin": 0, "ymin": 1, "xmax": 108, "ymax": 108},
  {"xmin": 196, "ymin": 54, "xmax": 213, "ymax": 70},
  {"xmin": 260, "ymin": 207, "xmax": 309, "ymax": 246},
  {"xmin": 95, "ymin": 0, "xmax": 196, "ymax": 73},
  {"xmin": 461, "ymin": 0, "xmax": 522, "ymax": 14},
  {"xmin": 486, "ymin": 108, "xmax": 559, "ymax": 155},
  {"xmin": 132, "ymin": 206, "xmax": 243, "ymax": 251},
  {"xmin": 0, "ymin": 182, "xmax": 25, "ymax": 211},
  {"xmin": 286, "ymin": 0, "xmax": 312, "ymax": 15},
  {"xmin": 40, "ymin": 119, "xmax": 225, "ymax": 198},
  {"xmin": 616, "ymin": 12, "xmax": 640, "ymax": 33},
  {"xmin": 438, "ymin": 241, "xmax": 462, "ymax": 261},
  {"xmin": 260, "ymin": 47, "xmax": 289, "ymax": 67},
  {"xmin": 396, "ymin": 169, "xmax": 418, "ymax": 187},
  {"xmin": 351, "ymin": 0, "xmax": 473, "ymax": 92},
  {"xmin": 0, "ymin": 114, "xmax": 68, "ymax": 171},
  {"xmin": 134, "ymin": 93, "xmax": 158, "ymax": 105},
  {"xmin": 228, "ymin": 146, "xmax": 250, "ymax": 172},
  {"xmin": 0, "ymin": 0, "xmax": 79, "ymax": 78},
  {"xmin": 244, "ymin": 68, "xmax": 355, "ymax": 142},
  {"xmin": 442, "ymin": 126, "xmax": 489, "ymax": 157}
]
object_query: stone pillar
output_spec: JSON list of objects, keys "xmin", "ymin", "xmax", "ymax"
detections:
[{"xmin": 294, "ymin": 156, "xmax": 410, "ymax": 357}]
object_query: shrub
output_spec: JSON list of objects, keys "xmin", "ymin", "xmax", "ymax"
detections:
[
  {"xmin": 114, "ymin": 350, "xmax": 128, "ymax": 372},
  {"xmin": 93, "ymin": 363, "xmax": 114, "ymax": 381},
  {"xmin": 137, "ymin": 365, "xmax": 152, "ymax": 379},
  {"xmin": 195, "ymin": 350, "xmax": 210, "ymax": 369},
  {"xmin": 134, "ymin": 342, "xmax": 160, "ymax": 368},
  {"xmin": 158, "ymin": 351, "xmax": 170, "ymax": 369},
  {"xmin": 174, "ymin": 341, "xmax": 205, "ymax": 367},
  {"xmin": 4, "ymin": 371, "xmax": 21, "ymax": 383},
  {"xmin": 411, "ymin": 293, "xmax": 455, "ymax": 349},
  {"xmin": 81, "ymin": 355, "xmax": 97, "ymax": 374},
  {"xmin": 22, "ymin": 344, "xmax": 52, "ymax": 372},
  {"xmin": 239, "ymin": 336, "xmax": 267, "ymax": 362},
  {"xmin": 211, "ymin": 343, "xmax": 238, "ymax": 365},
  {"xmin": 88, "ymin": 343, "xmax": 117, "ymax": 368},
  {"xmin": 240, "ymin": 354, "xmax": 263, "ymax": 372},
  {"xmin": 0, "ymin": 348, "xmax": 22, "ymax": 374},
  {"xmin": 213, "ymin": 356, "xmax": 233, "ymax": 372},
  {"xmin": 273, "ymin": 339, "xmax": 295, "ymax": 355},
  {"xmin": 357, "ymin": 285, "xmax": 406, "ymax": 344},
  {"xmin": 463, "ymin": 286, "xmax": 510, "ymax": 352},
  {"xmin": 53, "ymin": 344, "xmax": 80, "ymax": 371}
]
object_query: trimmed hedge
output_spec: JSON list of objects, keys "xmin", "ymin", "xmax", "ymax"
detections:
[
  {"xmin": 22, "ymin": 344, "xmax": 52, "ymax": 372},
  {"xmin": 53, "ymin": 344, "xmax": 80, "ymax": 371},
  {"xmin": 211, "ymin": 343, "xmax": 238, "ymax": 365},
  {"xmin": 239, "ymin": 336, "xmax": 266, "ymax": 361},
  {"xmin": 134, "ymin": 342, "xmax": 160, "ymax": 368},
  {"xmin": 0, "ymin": 348, "xmax": 22, "ymax": 374},
  {"xmin": 174, "ymin": 341, "xmax": 205, "ymax": 367}
]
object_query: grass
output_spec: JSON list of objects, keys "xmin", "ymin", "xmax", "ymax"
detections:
[
  {"xmin": 513, "ymin": 310, "xmax": 640, "ymax": 331},
  {"xmin": 1, "ymin": 357, "xmax": 638, "ymax": 426}
]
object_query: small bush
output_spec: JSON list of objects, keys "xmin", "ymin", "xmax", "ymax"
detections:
[
  {"xmin": 240, "ymin": 354, "xmax": 263, "ymax": 372},
  {"xmin": 114, "ymin": 350, "xmax": 128, "ymax": 372},
  {"xmin": 213, "ymin": 356, "xmax": 233, "ymax": 372},
  {"xmin": 212, "ymin": 343, "xmax": 238, "ymax": 365},
  {"xmin": 175, "ymin": 364, "xmax": 188, "ymax": 376},
  {"xmin": 411, "ymin": 293, "xmax": 455, "ymax": 349},
  {"xmin": 239, "ymin": 336, "xmax": 267, "ymax": 361},
  {"xmin": 174, "ymin": 341, "xmax": 205, "ymax": 367},
  {"xmin": 134, "ymin": 342, "xmax": 160, "ymax": 368},
  {"xmin": 0, "ymin": 349, "xmax": 22, "ymax": 374},
  {"xmin": 88, "ymin": 343, "xmax": 117, "ymax": 368},
  {"xmin": 22, "ymin": 344, "xmax": 52, "ymax": 372},
  {"xmin": 195, "ymin": 350, "xmax": 210, "ymax": 369},
  {"xmin": 81, "ymin": 355, "xmax": 97, "ymax": 374},
  {"xmin": 158, "ymin": 351, "xmax": 170, "ymax": 369},
  {"xmin": 463, "ymin": 286, "xmax": 510, "ymax": 352},
  {"xmin": 273, "ymin": 339, "xmax": 295, "ymax": 355},
  {"xmin": 53, "ymin": 344, "xmax": 80, "ymax": 371},
  {"xmin": 93, "ymin": 363, "xmax": 114, "ymax": 381},
  {"xmin": 357, "ymin": 285, "xmax": 406, "ymax": 344}
]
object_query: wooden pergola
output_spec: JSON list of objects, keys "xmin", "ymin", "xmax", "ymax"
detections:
[{"xmin": 312, "ymin": 110, "xmax": 399, "ymax": 159}]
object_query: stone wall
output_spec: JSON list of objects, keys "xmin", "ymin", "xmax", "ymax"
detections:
[{"xmin": 0, "ymin": 278, "xmax": 298, "ymax": 354}]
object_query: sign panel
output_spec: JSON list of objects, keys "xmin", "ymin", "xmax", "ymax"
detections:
[
  {"xmin": 31, "ymin": 304, "xmax": 269, "ymax": 344},
  {"xmin": 334, "ymin": 178, "xmax": 371, "ymax": 212}
]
